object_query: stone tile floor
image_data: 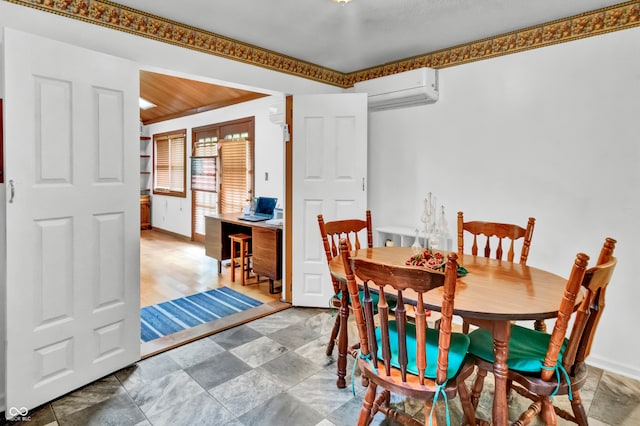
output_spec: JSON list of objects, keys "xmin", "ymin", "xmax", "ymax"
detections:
[{"xmin": 5, "ymin": 307, "xmax": 640, "ymax": 425}]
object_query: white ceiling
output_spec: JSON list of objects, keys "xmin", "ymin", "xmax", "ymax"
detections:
[{"xmin": 116, "ymin": 0, "xmax": 623, "ymax": 72}]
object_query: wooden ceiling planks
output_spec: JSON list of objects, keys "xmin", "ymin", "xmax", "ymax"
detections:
[{"xmin": 139, "ymin": 70, "xmax": 268, "ymax": 125}]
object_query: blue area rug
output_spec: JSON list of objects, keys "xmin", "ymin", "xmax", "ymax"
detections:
[{"xmin": 140, "ymin": 287, "xmax": 263, "ymax": 342}]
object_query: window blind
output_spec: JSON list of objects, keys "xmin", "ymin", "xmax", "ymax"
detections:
[
  {"xmin": 193, "ymin": 190, "xmax": 217, "ymax": 237},
  {"xmin": 191, "ymin": 157, "xmax": 217, "ymax": 192},
  {"xmin": 190, "ymin": 118, "xmax": 254, "ymax": 241},
  {"xmin": 191, "ymin": 140, "xmax": 217, "ymax": 192},
  {"xmin": 219, "ymin": 137, "xmax": 251, "ymax": 214},
  {"xmin": 153, "ymin": 131, "xmax": 186, "ymax": 197}
]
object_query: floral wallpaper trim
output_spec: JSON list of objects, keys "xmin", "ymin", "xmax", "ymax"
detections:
[{"xmin": 6, "ymin": 0, "xmax": 639, "ymax": 88}]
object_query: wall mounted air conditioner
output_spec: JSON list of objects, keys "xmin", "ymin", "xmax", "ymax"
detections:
[
  {"xmin": 268, "ymin": 101, "xmax": 285, "ymax": 125},
  {"xmin": 353, "ymin": 67, "xmax": 439, "ymax": 110}
]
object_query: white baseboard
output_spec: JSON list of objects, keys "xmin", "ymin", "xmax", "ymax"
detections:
[{"xmin": 587, "ymin": 355, "xmax": 640, "ymax": 381}]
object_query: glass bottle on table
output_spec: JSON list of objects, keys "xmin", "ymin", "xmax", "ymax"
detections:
[
  {"xmin": 435, "ymin": 205, "xmax": 450, "ymax": 251},
  {"xmin": 421, "ymin": 192, "xmax": 436, "ymax": 247},
  {"xmin": 411, "ymin": 228, "xmax": 422, "ymax": 253}
]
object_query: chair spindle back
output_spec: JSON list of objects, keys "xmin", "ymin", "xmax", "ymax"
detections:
[
  {"xmin": 457, "ymin": 211, "xmax": 535, "ymax": 264},
  {"xmin": 562, "ymin": 237, "xmax": 617, "ymax": 375},
  {"xmin": 340, "ymin": 238, "xmax": 459, "ymax": 386},
  {"xmin": 542, "ymin": 238, "xmax": 617, "ymax": 381},
  {"xmin": 318, "ymin": 211, "xmax": 373, "ymax": 293}
]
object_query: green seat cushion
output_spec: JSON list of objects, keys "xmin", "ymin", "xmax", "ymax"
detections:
[
  {"xmin": 468, "ymin": 324, "xmax": 568, "ymax": 373},
  {"xmin": 375, "ymin": 320, "xmax": 470, "ymax": 380}
]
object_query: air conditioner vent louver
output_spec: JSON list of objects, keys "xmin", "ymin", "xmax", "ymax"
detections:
[{"xmin": 354, "ymin": 67, "xmax": 439, "ymax": 110}]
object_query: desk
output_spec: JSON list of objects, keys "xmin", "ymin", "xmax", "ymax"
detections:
[
  {"xmin": 329, "ymin": 246, "xmax": 573, "ymax": 425},
  {"xmin": 205, "ymin": 212, "xmax": 282, "ymax": 293}
]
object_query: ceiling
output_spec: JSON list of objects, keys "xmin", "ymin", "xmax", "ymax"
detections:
[
  {"xmin": 139, "ymin": 71, "xmax": 268, "ymax": 124},
  {"xmin": 130, "ymin": 0, "xmax": 625, "ymax": 123}
]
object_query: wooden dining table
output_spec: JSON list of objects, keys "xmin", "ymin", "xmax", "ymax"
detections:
[{"xmin": 329, "ymin": 246, "xmax": 576, "ymax": 426}]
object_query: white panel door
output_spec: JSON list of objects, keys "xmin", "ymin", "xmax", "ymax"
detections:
[
  {"xmin": 292, "ymin": 94, "xmax": 367, "ymax": 307},
  {"xmin": 3, "ymin": 28, "xmax": 140, "ymax": 413}
]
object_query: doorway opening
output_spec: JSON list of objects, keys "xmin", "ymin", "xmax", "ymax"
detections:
[{"xmin": 138, "ymin": 70, "xmax": 289, "ymax": 358}]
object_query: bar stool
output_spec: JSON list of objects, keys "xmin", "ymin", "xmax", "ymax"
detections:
[{"xmin": 229, "ymin": 233, "xmax": 252, "ymax": 286}]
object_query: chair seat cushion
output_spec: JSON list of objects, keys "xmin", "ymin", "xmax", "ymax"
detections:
[
  {"xmin": 468, "ymin": 324, "xmax": 568, "ymax": 373},
  {"xmin": 375, "ymin": 320, "xmax": 470, "ymax": 380}
]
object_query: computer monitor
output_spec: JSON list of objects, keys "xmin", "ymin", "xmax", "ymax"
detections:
[{"xmin": 254, "ymin": 197, "xmax": 277, "ymax": 216}]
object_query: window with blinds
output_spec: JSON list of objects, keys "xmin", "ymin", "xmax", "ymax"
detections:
[
  {"xmin": 191, "ymin": 139, "xmax": 217, "ymax": 192},
  {"xmin": 193, "ymin": 190, "xmax": 217, "ymax": 239},
  {"xmin": 219, "ymin": 135, "xmax": 252, "ymax": 214},
  {"xmin": 191, "ymin": 137, "xmax": 218, "ymax": 239},
  {"xmin": 191, "ymin": 118, "xmax": 254, "ymax": 241},
  {"xmin": 153, "ymin": 129, "xmax": 186, "ymax": 197}
]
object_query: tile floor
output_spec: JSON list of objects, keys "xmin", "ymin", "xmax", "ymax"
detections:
[{"xmin": 6, "ymin": 307, "xmax": 640, "ymax": 426}]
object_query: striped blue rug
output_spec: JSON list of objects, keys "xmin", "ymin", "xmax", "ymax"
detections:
[{"xmin": 140, "ymin": 287, "xmax": 263, "ymax": 342}]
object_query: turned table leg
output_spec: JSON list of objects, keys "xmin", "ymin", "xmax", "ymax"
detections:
[{"xmin": 492, "ymin": 320, "xmax": 511, "ymax": 425}]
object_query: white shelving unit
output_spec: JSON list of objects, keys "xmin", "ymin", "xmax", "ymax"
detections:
[
  {"xmin": 140, "ymin": 135, "xmax": 151, "ymax": 194},
  {"xmin": 376, "ymin": 226, "xmax": 422, "ymax": 247},
  {"xmin": 139, "ymin": 134, "xmax": 152, "ymax": 230},
  {"xmin": 376, "ymin": 226, "xmax": 452, "ymax": 250}
]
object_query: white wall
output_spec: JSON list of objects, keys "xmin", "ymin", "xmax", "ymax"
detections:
[
  {"xmin": 368, "ymin": 27, "xmax": 640, "ymax": 379},
  {"xmin": 0, "ymin": 2, "xmax": 341, "ymax": 98},
  {"xmin": 145, "ymin": 95, "xmax": 285, "ymax": 236}
]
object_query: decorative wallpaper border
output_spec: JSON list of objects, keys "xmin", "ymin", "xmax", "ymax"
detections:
[
  {"xmin": 349, "ymin": 1, "xmax": 640, "ymax": 85},
  {"xmin": 6, "ymin": 0, "xmax": 640, "ymax": 88}
]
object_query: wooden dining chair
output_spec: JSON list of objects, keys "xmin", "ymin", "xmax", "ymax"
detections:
[
  {"xmin": 457, "ymin": 211, "xmax": 537, "ymax": 332},
  {"xmin": 467, "ymin": 237, "xmax": 617, "ymax": 426},
  {"xmin": 317, "ymin": 210, "xmax": 374, "ymax": 389},
  {"xmin": 339, "ymin": 239, "xmax": 477, "ymax": 426}
]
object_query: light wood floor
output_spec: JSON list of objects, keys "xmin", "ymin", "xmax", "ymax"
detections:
[
  {"xmin": 140, "ymin": 229, "xmax": 289, "ymax": 358},
  {"xmin": 140, "ymin": 229, "xmax": 282, "ymax": 307}
]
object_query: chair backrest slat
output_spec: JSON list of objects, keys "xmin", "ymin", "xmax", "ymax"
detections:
[
  {"xmin": 507, "ymin": 239, "xmax": 515, "ymax": 262},
  {"xmin": 354, "ymin": 233, "xmax": 361, "ymax": 250},
  {"xmin": 396, "ymin": 292, "xmax": 408, "ymax": 381},
  {"xmin": 362, "ymin": 283, "xmax": 378, "ymax": 367},
  {"xmin": 458, "ymin": 211, "xmax": 535, "ymax": 264},
  {"xmin": 415, "ymin": 293, "xmax": 427, "ymax": 385},
  {"xmin": 378, "ymin": 285, "xmax": 392, "ymax": 376},
  {"xmin": 484, "ymin": 237, "xmax": 492, "ymax": 258}
]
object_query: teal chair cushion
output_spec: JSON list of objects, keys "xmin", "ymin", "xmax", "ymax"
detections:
[
  {"xmin": 468, "ymin": 324, "xmax": 568, "ymax": 373},
  {"xmin": 375, "ymin": 320, "xmax": 470, "ymax": 380}
]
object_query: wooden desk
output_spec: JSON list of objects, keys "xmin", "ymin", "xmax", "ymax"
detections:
[
  {"xmin": 205, "ymin": 212, "xmax": 282, "ymax": 293},
  {"xmin": 329, "ymin": 246, "xmax": 574, "ymax": 425}
]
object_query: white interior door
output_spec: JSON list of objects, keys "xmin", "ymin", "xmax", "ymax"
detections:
[
  {"xmin": 292, "ymin": 93, "xmax": 367, "ymax": 307},
  {"xmin": 3, "ymin": 28, "xmax": 140, "ymax": 413}
]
